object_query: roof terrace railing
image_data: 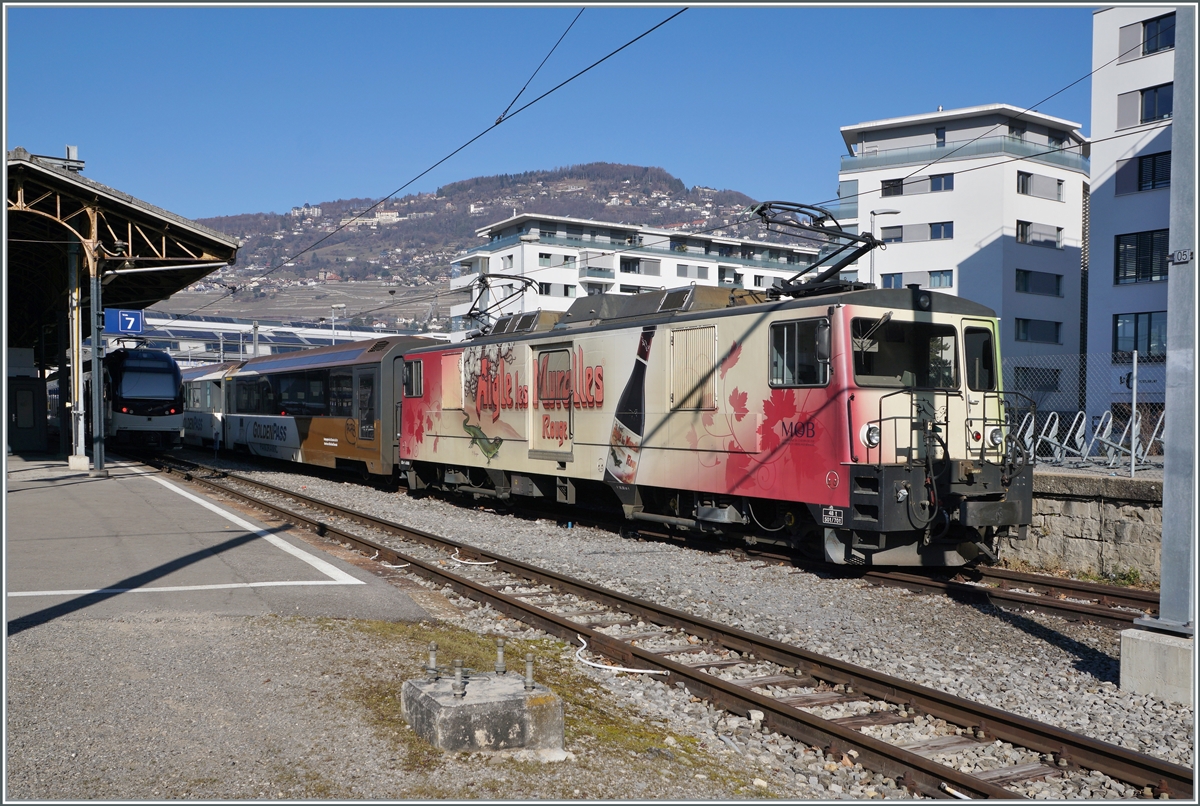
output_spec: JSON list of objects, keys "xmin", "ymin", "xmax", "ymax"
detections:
[{"xmin": 841, "ymin": 136, "xmax": 1089, "ymax": 174}]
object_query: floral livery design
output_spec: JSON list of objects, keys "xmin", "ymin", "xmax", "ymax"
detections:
[{"xmin": 681, "ymin": 339, "xmax": 836, "ymax": 499}]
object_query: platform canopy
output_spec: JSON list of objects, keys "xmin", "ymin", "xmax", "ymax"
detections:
[{"xmin": 6, "ymin": 147, "xmax": 239, "ymax": 355}]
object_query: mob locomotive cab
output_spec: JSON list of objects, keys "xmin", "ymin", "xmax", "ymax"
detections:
[{"xmin": 399, "ymin": 202, "xmax": 1034, "ymax": 567}]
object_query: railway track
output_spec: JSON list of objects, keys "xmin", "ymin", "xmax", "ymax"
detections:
[
  {"xmin": 144, "ymin": 455, "xmax": 1191, "ymax": 800},
  {"xmin": 169, "ymin": 447, "xmax": 1160, "ymax": 630}
]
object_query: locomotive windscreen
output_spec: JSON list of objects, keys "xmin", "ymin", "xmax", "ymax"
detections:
[
  {"xmin": 852, "ymin": 318, "xmax": 959, "ymax": 389},
  {"xmin": 119, "ymin": 371, "xmax": 180, "ymax": 399}
]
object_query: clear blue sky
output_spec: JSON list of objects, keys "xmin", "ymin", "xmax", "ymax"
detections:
[{"xmin": 6, "ymin": 5, "xmax": 1097, "ymax": 221}]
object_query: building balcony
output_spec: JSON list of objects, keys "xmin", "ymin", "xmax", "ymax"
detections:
[
  {"xmin": 579, "ymin": 266, "xmax": 615, "ymax": 280},
  {"xmin": 462, "ymin": 233, "xmax": 814, "ymax": 273},
  {"xmin": 841, "ymin": 136, "xmax": 1089, "ymax": 175}
]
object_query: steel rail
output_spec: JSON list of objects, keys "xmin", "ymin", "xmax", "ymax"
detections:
[
  {"xmin": 861, "ymin": 571, "xmax": 1151, "ymax": 630},
  {"xmin": 157, "ymin": 461, "xmax": 1193, "ymax": 800}
]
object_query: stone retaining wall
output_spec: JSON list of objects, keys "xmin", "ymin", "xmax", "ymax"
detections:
[{"xmin": 1000, "ymin": 472, "xmax": 1163, "ymax": 583}]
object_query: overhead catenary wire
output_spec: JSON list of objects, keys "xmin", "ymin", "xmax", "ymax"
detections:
[
  {"xmin": 175, "ymin": 8, "xmax": 688, "ymax": 321},
  {"xmin": 495, "ymin": 8, "xmax": 584, "ymax": 125}
]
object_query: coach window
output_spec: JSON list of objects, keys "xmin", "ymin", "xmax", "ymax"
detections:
[
  {"xmin": 306, "ymin": 370, "xmax": 328, "ymax": 416},
  {"xmin": 277, "ymin": 372, "xmax": 306, "ymax": 415},
  {"xmin": 235, "ymin": 378, "xmax": 261, "ymax": 414},
  {"xmin": 964, "ymin": 327, "xmax": 997, "ymax": 391},
  {"xmin": 403, "ymin": 360, "xmax": 423, "ymax": 397},
  {"xmin": 356, "ymin": 367, "xmax": 378, "ymax": 441},
  {"xmin": 770, "ymin": 318, "xmax": 829, "ymax": 386},
  {"xmin": 329, "ymin": 369, "xmax": 353, "ymax": 417},
  {"xmin": 257, "ymin": 377, "xmax": 278, "ymax": 414}
]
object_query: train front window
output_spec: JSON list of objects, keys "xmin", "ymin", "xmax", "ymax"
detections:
[
  {"xmin": 852, "ymin": 318, "xmax": 959, "ymax": 389},
  {"xmin": 964, "ymin": 327, "xmax": 997, "ymax": 391},
  {"xmin": 119, "ymin": 371, "xmax": 179, "ymax": 399}
]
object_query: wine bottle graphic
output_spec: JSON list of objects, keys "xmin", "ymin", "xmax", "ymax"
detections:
[{"xmin": 604, "ymin": 325, "xmax": 655, "ymax": 487}]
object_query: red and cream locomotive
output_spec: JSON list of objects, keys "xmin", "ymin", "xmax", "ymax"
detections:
[{"xmin": 398, "ymin": 203, "xmax": 1034, "ymax": 567}]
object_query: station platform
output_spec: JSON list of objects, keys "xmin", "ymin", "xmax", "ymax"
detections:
[{"xmin": 5, "ymin": 454, "xmax": 431, "ymax": 635}]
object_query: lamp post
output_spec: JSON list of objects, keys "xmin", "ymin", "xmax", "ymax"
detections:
[
  {"xmin": 331, "ymin": 303, "xmax": 346, "ymax": 344},
  {"xmin": 869, "ymin": 209, "xmax": 901, "ymax": 286}
]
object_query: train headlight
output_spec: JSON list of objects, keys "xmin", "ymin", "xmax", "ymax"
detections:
[
  {"xmin": 988, "ymin": 427, "xmax": 1004, "ymax": 447},
  {"xmin": 862, "ymin": 424, "xmax": 881, "ymax": 448},
  {"xmin": 916, "ymin": 292, "xmax": 932, "ymax": 310}
]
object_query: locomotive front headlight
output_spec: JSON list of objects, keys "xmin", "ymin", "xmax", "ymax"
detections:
[
  {"xmin": 863, "ymin": 424, "xmax": 881, "ymax": 448},
  {"xmin": 988, "ymin": 427, "xmax": 1004, "ymax": 447}
]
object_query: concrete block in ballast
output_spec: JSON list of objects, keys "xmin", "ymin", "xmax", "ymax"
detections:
[{"xmin": 401, "ymin": 672, "xmax": 564, "ymax": 752}]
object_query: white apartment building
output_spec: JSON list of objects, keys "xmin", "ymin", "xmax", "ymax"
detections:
[
  {"xmin": 448, "ymin": 214, "xmax": 820, "ymax": 328},
  {"xmin": 1087, "ymin": 7, "xmax": 1176, "ymax": 416},
  {"xmin": 835, "ymin": 104, "xmax": 1090, "ymax": 389}
]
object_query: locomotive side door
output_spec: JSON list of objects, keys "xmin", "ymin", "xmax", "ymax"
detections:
[
  {"xmin": 962, "ymin": 318, "xmax": 1001, "ymax": 458},
  {"xmin": 530, "ymin": 346, "xmax": 573, "ymax": 461}
]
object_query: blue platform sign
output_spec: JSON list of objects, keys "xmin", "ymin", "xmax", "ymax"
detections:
[{"xmin": 104, "ymin": 308, "xmax": 144, "ymax": 334}]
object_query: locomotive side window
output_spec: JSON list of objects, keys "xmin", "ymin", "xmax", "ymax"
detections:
[
  {"xmin": 852, "ymin": 318, "xmax": 958, "ymax": 389},
  {"xmin": 770, "ymin": 319, "xmax": 829, "ymax": 387},
  {"xmin": 403, "ymin": 360, "xmax": 423, "ymax": 397},
  {"xmin": 964, "ymin": 327, "xmax": 997, "ymax": 391},
  {"xmin": 329, "ymin": 370, "xmax": 353, "ymax": 417},
  {"xmin": 536, "ymin": 349, "xmax": 572, "ymax": 404}
]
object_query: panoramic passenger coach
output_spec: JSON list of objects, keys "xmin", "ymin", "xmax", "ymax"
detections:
[{"xmin": 220, "ymin": 335, "xmax": 431, "ymax": 476}]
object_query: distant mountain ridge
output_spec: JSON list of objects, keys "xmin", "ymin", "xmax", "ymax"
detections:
[{"xmin": 193, "ymin": 162, "xmax": 812, "ymax": 285}]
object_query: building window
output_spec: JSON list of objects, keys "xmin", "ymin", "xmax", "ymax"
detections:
[
  {"xmin": 1141, "ymin": 83, "xmax": 1173, "ymax": 123},
  {"xmin": 935, "ymin": 127, "xmax": 946, "ymax": 148},
  {"xmin": 1047, "ymin": 129, "xmax": 1066, "ymax": 151},
  {"xmin": 1115, "ymin": 230, "xmax": 1170, "ymax": 284},
  {"xmin": 1139, "ymin": 152, "xmax": 1171, "ymax": 190},
  {"xmin": 619, "ymin": 284, "xmax": 648, "ymax": 294},
  {"xmin": 1016, "ymin": 220, "xmax": 1061, "ymax": 248},
  {"xmin": 1016, "ymin": 269, "xmax": 1063, "ymax": 296},
  {"xmin": 1056, "ymin": 180, "xmax": 1065, "ymax": 201},
  {"xmin": 880, "ymin": 273, "xmax": 903, "ymax": 289},
  {"xmin": 1017, "ymin": 172, "xmax": 1032, "ymax": 195},
  {"xmin": 1013, "ymin": 367, "xmax": 1060, "ymax": 392},
  {"xmin": 881, "ymin": 179, "xmax": 904, "ymax": 197},
  {"xmin": 1008, "ymin": 123, "xmax": 1025, "ymax": 141},
  {"xmin": 1114, "ymin": 311, "xmax": 1167, "ymax": 359},
  {"xmin": 676, "ymin": 263, "xmax": 708, "ymax": 280},
  {"xmin": 929, "ymin": 173, "xmax": 953, "ymax": 192},
  {"xmin": 562, "ymin": 255, "xmax": 576, "ymax": 269},
  {"xmin": 1015, "ymin": 318, "xmax": 1061, "ymax": 344},
  {"xmin": 930, "ymin": 222, "xmax": 953, "ymax": 240},
  {"xmin": 538, "ymin": 253, "xmax": 551, "ymax": 267},
  {"xmin": 565, "ymin": 284, "xmax": 576, "ymax": 298},
  {"xmin": 1144, "ymin": 13, "xmax": 1175, "ymax": 55},
  {"xmin": 880, "ymin": 226, "xmax": 902, "ymax": 244},
  {"xmin": 620, "ymin": 258, "xmax": 641, "ymax": 274},
  {"xmin": 502, "ymin": 255, "xmax": 514, "ymax": 270},
  {"xmin": 538, "ymin": 282, "xmax": 551, "ymax": 295},
  {"xmin": 929, "ymin": 270, "xmax": 953, "ymax": 288},
  {"xmin": 754, "ymin": 275, "xmax": 765, "ymax": 287}
]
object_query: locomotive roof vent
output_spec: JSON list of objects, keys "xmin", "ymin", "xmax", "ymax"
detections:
[
  {"xmin": 491, "ymin": 315, "xmax": 517, "ymax": 334},
  {"xmin": 514, "ymin": 312, "xmax": 540, "ymax": 332},
  {"xmin": 367, "ymin": 340, "xmax": 391, "ymax": 353},
  {"xmin": 658, "ymin": 286, "xmax": 694, "ymax": 313}
]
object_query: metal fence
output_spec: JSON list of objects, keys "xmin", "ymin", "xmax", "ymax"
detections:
[{"xmin": 1001, "ymin": 351, "xmax": 1165, "ymax": 479}]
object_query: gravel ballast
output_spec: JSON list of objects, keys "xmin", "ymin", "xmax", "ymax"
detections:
[{"xmin": 8, "ymin": 453, "xmax": 1193, "ymax": 800}]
